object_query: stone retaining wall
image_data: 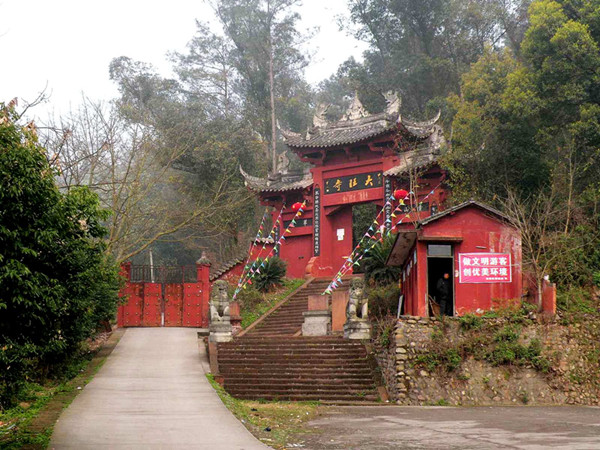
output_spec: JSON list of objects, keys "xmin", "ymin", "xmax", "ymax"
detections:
[
  {"xmin": 373, "ymin": 341, "xmax": 398, "ymax": 402},
  {"xmin": 386, "ymin": 315, "xmax": 600, "ymax": 406}
]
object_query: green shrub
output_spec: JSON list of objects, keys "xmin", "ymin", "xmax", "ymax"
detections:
[
  {"xmin": 368, "ymin": 283, "xmax": 402, "ymax": 319},
  {"xmin": 485, "ymin": 337, "xmax": 547, "ymax": 368},
  {"xmin": 557, "ymin": 286, "xmax": 597, "ymax": 317},
  {"xmin": 494, "ymin": 325, "xmax": 520, "ymax": 343},
  {"xmin": 487, "ymin": 342, "xmax": 518, "ymax": 365},
  {"xmin": 415, "ymin": 348, "xmax": 462, "ymax": 373},
  {"xmin": 361, "ymin": 233, "xmax": 401, "ymax": 286},
  {"xmin": 373, "ymin": 315, "xmax": 396, "ymax": 348},
  {"xmin": 252, "ymin": 257, "xmax": 287, "ymax": 292},
  {"xmin": 458, "ymin": 313, "xmax": 483, "ymax": 331},
  {"xmin": 0, "ymin": 106, "xmax": 120, "ymax": 407},
  {"xmin": 234, "ymin": 285, "xmax": 264, "ymax": 311}
]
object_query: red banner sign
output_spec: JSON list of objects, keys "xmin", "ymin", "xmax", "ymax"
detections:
[{"xmin": 458, "ymin": 253, "xmax": 511, "ymax": 283}]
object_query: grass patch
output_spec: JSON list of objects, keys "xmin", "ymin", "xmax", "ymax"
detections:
[
  {"xmin": 237, "ymin": 278, "xmax": 305, "ymax": 329},
  {"xmin": 206, "ymin": 374, "xmax": 322, "ymax": 449},
  {"xmin": 0, "ymin": 331, "xmax": 122, "ymax": 449}
]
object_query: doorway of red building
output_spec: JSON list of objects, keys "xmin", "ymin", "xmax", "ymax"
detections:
[{"xmin": 427, "ymin": 244, "xmax": 454, "ymax": 317}]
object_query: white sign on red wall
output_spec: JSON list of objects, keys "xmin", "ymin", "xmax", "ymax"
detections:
[{"xmin": 458, "ymin": 253, "xmax": 511, "ymax": 283}]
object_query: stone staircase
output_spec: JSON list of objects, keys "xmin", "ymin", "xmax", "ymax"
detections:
[
  {"xmin": 245, "ymin": 278, "xmax": 332, "ymax": 336},
  {"xmin": 216, "ymin": 278, "xmax": 381, "ymax": 402},
  {"xmin": 218, "ymin": 336, "xmax": 378, "ymax": 401}
]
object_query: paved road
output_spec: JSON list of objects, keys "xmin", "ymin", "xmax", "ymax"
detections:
[
  {"xmin": 299, "ymin": 405, "xmax": 600, "ymax": 449},
  {"xmin": 50, "ymin": 328, "xmax": 268, "ymax": 449}
]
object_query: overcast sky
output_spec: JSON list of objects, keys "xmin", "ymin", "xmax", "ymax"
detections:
[{"xmin": 0, "ymin": 0, "xmax": 368, "ymax": 120}]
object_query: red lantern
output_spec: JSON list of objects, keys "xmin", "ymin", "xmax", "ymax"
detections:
[
  {"xmin": 394, "ymin": 189, "xmax": 409, "ymax": 200},
  {"xmin": 291, "ymin": 202, "xmax": 303, "ymax": 212}
]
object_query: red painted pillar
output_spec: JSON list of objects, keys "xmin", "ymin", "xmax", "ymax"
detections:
[
  {"xmin": 196, "ymin": 253, "xmax": 211, "ymax": 328},
  {"xmin": 542, "ymin": 278, "xmax": 556, "ymax": 315},
  {"xmin": 416, "ymin": 242, "xmax": 428, "ymax": 317},
  {"xmin": 117, "ymin": 262, "xmax": 132, "ymax": 327}
]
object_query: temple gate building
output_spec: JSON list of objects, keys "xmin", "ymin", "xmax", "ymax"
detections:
[
  {"xmin": 239, "ymin": 93, "xmax": 528, "ymax": 317},
  {"xmin": 241, "ymin": 92, "xmax": 447, "ymax": 279}
]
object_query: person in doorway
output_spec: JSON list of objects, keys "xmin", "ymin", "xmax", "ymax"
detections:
[{"xmin": 436, "ymin": 273, "xmax": 451, "ymax": 316}]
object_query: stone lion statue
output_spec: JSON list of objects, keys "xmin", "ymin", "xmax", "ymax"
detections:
[
  {"xmin": 347, "ymin": 278, "xmax": 368, "ymax": 321},
  {"xmin": 210, "ymin": 280, "xmax": 230, "ymax": 323}
]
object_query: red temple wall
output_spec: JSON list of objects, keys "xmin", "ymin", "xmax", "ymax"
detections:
[{"xmin": 279, "ymin": 231, "xmax": 313, "ymax": 278}]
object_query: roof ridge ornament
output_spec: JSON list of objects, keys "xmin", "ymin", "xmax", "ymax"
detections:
[
  {"xmin": 341, "ymin": 93, "xmax": 369, "ymax": 121},
  {"xmin": 277, "ymin": 119, "xmax": 302, "ymax": 142},
  {"xmin": 313, "ymin": 103, "xmax": 330, "ymax": 128},
  {"xmin": 383, "ymin": 91, "xmax": 402, "ymax": 119}
]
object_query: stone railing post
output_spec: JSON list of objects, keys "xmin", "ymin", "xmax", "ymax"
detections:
[
  {"xmin": 302, "ymin": 295, "xmax": 331, "ymax": 336},
  {"xmin": 196, "ymin": 252, "xmax": 211, "ymax": 328},
  {"xmin": 120, "ymin": 261, "xmax": 132, "ymax": 282}
]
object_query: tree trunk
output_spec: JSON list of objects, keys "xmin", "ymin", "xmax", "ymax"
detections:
[{"xmin": 268, "ymin": 17, "xmax": 277, "ymax": 174}]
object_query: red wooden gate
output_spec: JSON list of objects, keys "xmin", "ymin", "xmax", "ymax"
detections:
[
  {"xmin": 164, "ymin": 283, "xmax": 184, "ymax": 327},
  {"xmin": 117, "ymin": 261, "xmax": 210, "ymax": 328}
]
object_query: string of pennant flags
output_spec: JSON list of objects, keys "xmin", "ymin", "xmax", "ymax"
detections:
[
  {"xmin": 233, "ymin": 204, "xmax": 285, "ymax": 299},
  {"xmin": 232, "ymin": 200, "xmax": 308, "ymax": 300},
  {"xmin": 322, "ymin": 183, "xmax": 443, "ymax": 295},
  {"xmin": 233, "ymin": 208, "xmax": 271, "ymax": 295}
]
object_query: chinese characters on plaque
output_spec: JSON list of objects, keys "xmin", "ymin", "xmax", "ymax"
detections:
[
  {"xmin": 384, "ymin": 177, "xmax": 392, "ymax": 226},
  {"xmin": 458, "ymin": 253, "xmax": 511, "ymax": 283},
  {"xmin": 313, "ymin": 188, "xmax": 321, "ymax": 256},
  {"xmin": 324, "ymin": 171, "xmax": 383, "ymax": 194}
]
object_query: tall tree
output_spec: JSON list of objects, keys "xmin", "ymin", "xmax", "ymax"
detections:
[
  {"xmin": 447, "ymin": 0, "xmax": 600, "ymax": 293},
  {"xmin": 44, "ymin": 98, "xmax": 256, "ymax": 263},
  {"xmin": 211, "ymin": 0, "xmax": 311, "ymax": 171},
  {"xmin": 170, "ymin": 21, "xmax": 240, "ymax": 118},
  {"xmin": 323, "ymin": 0, "xmax": 531, "ymax": 116}
]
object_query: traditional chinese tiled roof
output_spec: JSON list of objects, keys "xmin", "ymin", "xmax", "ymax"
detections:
[
  {"xmin": 280, "ymin": 112, "xmax": 399, "ymax": 148},
  {"xmin": 240, "ymin": 166, "xmax": 313, "ymax": 193},
  {"xmin": 419, "ymin": 201, "xmax": 512, "ymax": 226},
  {"xmin": 280, "ymin": 92, "xmax": 442, "ymax": 149},
  {"xmin": 384, "ymin": 144, "xmax": 443, "ymax": 177},
  {"xmin": 210, "ymin": 252, "xmax": 246, "ymax": 281}
]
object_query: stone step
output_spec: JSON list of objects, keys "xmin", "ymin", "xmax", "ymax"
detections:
[
  {"xmin": 220, "ymin": 344, "xmax": 365, "ymax": 351},
  {"xmin": 225, "ymin": 382, "xmax": 375, "ymax": 391},
  {"xmin": 230, "ymin": 393, "xmax": 378, "ymax": 401},
  {"xmin": 218, "ymin": 359, "xmax": 369, "ymax": 366},
  {"xmin": 250, "ymin": 327, "xmax": 301, "ymax": 334},
  {"xmin": 234, "ymin": 336, "xmax": 352, "ymax": 342},
  {"xmin": 219, "ymin": 358, "xmax": 370, "ymax": 365},
  {"xmin": 231, "ymin": 391, "xmax": 379, "ymax": 402},
  {"xmin": 219, "ymin": 369, "xmax": 373, "ymax": 377},
  {"xmin": 218, "ymin": 349, "xmax": 366, "ymax": 356},
  {"xmin": 221, "ymin": 374, "xmax": 372, "ymax": 381}
]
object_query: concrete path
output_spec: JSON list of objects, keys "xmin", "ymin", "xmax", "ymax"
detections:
[
  {"xmin": 50, "ymin": 328, "xmax": 269, "ymax": 449},
  {"xmin": 299, "ymin": 405, "xmax": 600, "ymax": 449}
]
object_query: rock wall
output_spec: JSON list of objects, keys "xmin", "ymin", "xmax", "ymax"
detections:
[
  {"xmin": 389, "ymin": 315, "xmax": 600, "ymax": 406},
  {"xmin": 373, "ymin": 340, "xmax": 398, "ymax": 402}
]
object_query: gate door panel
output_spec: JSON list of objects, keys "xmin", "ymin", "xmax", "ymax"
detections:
[
  {"xmin": 164, "ymin": 283, "xmax": 184, "ymax": 327},
  {"xmin": 183, "ymin": 283, "xmax": 203, "ymax": 327},
  {"xmin": 120, "ymin": 283, "xmax": 143, "ymax": 327},
  {"xmin": 142, "ymin": 283, "xmax": 162, "ymax": 327}
]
